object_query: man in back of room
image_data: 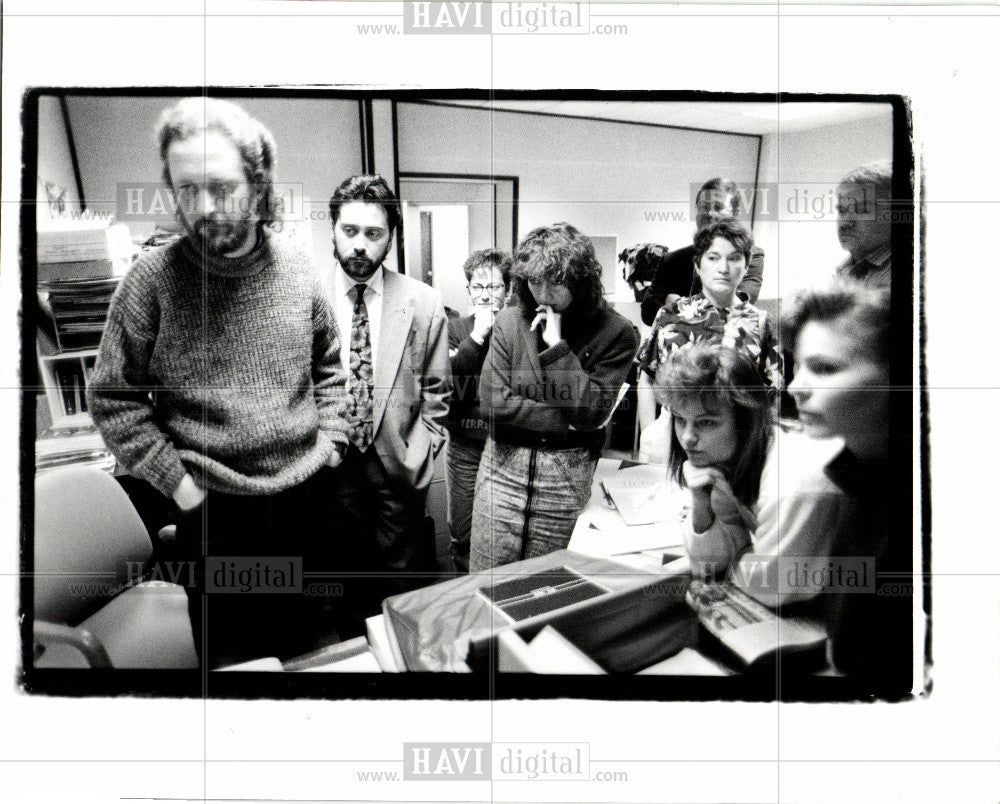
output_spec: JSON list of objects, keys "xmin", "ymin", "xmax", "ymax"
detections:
[{"xmin": 834, "ymin": 160, "xmax": 893, "ymax": 288}]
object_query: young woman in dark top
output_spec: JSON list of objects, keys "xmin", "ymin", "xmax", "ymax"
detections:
[
  {"xmin": 783, "ymin": 282, "xmax": 909, "ymax": 682},
  {"xmin": 470, "ymin": 223, "xmax": 639, "ymax": 571}
]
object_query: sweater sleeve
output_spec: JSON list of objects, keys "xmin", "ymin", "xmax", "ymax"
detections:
[
  {"xmin": 86, "ymin": 272, "xmax": 187, "ymax": 498},
  {"xmin": 479, "ymin": 313, "xmax": 566, "ymax": 435},
  {"xmin": 732, "ymin": 460, "xmax": 855, "ymax": 607},
  {"xmin": 311, "ymin": 280, "xmax": 350, "ymax": 448},
  {"xmin": 449, "ymin": 317, "xmax": 487, "ymax": 378},
  {"xmin": 683, "ymin": 517, "xmax": 752, "ymax": 578},
  {"xmin": 537, "ymin": 317, "xmax": 640, "ymax": 431}
]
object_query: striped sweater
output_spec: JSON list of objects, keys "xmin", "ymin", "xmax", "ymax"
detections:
[{"xmin": 88, "ymin": 230, "xmax": 349, "ymax": 497}]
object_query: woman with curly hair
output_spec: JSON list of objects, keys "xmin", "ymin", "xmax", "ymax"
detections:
[
  {"xmin": 469, "ymin": 223, "xmax": 639, "ymax": 571},
  {"xmin": 636, "ymin": 218, "xmax": 781, "ymax": 462}
]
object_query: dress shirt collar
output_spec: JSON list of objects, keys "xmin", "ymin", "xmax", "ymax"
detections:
[{"xmin": 335, "ymin": 262, "xmax": 385, "ymax": 301}]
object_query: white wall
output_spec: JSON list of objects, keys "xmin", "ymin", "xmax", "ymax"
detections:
[
  {"xmin": 396, "ymin": 102, "xmax": 761, "ymax": 298},
  {"xmin": 51, "ymin": 95, "xmax": 893, "ymax": 300},
  {"xmin": 63, "ymin": 95, "xmax": 362, "ymax": 277},
  {"xmin": 35, "ymin": 95, "xmax": 82, "ymax": 225},
  {"xmin": 753, "ymin": 109, "xmax": 895, "ymax": 298}
]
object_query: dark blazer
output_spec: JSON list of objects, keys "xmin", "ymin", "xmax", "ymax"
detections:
[
  {"xmin": 480, "ymin": 305, "xmax": 640, "ymax": 447},
  {"xmin": 641, "ymin": 243, "xmax": 765, "ymax": 325}
]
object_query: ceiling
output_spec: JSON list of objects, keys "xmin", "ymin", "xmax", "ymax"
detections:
[{"xmin": 426, "ymin": 99, "xmax": 893, "ymax": 136}]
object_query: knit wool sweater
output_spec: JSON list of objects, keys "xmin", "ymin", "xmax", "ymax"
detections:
[{"xmin": 88, "ymin": 230, "xmax": 350, "ymax": 497}]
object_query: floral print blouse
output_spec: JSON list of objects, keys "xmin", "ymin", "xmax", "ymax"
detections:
[{"xmin": 636, "ymin": 292, "xmax": 783, "ymax": 390}]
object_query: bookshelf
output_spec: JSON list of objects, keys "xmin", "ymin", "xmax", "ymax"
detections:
[
  {"xmin": 37, "ymin": 346, "xmax": 98, "ymax": 425},
  {"xmin": 34, "ymin": 222, "xmax": 132, "ymax": 472}
]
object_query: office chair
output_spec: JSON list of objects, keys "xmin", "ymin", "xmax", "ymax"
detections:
[{"xmin": 33, "ymin": 466, "xmax": 197, "ymax": 669}]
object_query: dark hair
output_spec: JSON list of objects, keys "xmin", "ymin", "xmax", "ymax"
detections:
[
  {"xmin": 782, "ymin": 282, "xmax": 891, "ymax": 369},
  {"xmin": 692, "ymin": 218, "xmax": 754, "ymax": 266},
  {"xmin": 619, "ymin": 243, "xmax": 669, "ymax": 287},
  {"xmin": 462, "ymin": 248, "xmax": 513, "ymax": 287},
  {"xmin": 696, "ymin": 177, "xmax": 741, "ymax": 215},
  {"xmin": 510, "ymin": 223, "xmax": 607, "ymax": 322},
  {"xmin": 328, "ymin": 174, "xmax": 402, "ymax": 234},
  {"xmin": 157, "ymin": 97, "xmax": 281, "ymax": 227},
  {"xmin": 658, "ymin": 342, "xmax": 774, "ymax": 506}
]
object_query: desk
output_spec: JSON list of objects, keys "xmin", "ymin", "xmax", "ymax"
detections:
[{"xmin": 220, "ymin": 459, "xmax": 831, "ymax": 676}]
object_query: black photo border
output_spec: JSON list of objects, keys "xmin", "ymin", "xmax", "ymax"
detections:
[{"xmin": 18, "ymin": 87, "xmax": 923, "ymax": 703}]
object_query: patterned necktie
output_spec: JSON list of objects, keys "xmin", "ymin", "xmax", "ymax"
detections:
[{"xmin": 348, "ymin": 283, "xmax": 374, "ymax": 451}]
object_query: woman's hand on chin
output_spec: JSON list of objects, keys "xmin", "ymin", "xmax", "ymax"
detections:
[
  {"xmin": 682, "ymin": 461, "xmax": 727, "ymax": 491},
  {"xmin": 683, "ymin": 461, "xmax": 747, "ymax": 532},
  {"xmin": 531, "ymin": 305, "xmax": 563, "ymax": 348}
]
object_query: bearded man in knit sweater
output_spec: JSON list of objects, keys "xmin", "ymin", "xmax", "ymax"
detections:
[{"xmin": 88, "ymin": 98, "xmax": 350, "ymax": 668}]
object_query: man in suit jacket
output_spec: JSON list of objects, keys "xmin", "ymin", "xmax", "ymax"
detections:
[
  {"xmin": 640, "ymin": 177, "xmax": 764, "ymax": 325},
  {"xmin": 322, "ymin": 175, "xmax": 451, "ymax": 633}
]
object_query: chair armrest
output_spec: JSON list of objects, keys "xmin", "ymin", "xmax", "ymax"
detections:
[{"xmin": 34, "ymin": 620, "xmax": 113, "ymax": 668}]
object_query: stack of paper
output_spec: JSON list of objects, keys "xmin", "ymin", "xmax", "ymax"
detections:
[
  {"xmin": 37, "ymin": 220, "xmax": 134, "ymax": 270},
  {"xmin": 569, "ymin": 462, "xmax": 690, "ymax": 558},
  {"xmin": 601, "ymin": 464, "xmax": 676, "ymax": 526}
]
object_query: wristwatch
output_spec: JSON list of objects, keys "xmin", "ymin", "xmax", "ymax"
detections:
[{"xmin": 332, "ymin": 442, "xmax": 348, "ymax": 457}]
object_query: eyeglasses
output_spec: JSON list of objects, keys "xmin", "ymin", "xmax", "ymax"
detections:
[{"xmin": 469, "ymin": 283, "xmax": 505, "ymax": 295}]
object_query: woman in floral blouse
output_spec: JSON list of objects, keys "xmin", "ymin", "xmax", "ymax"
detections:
[{"xmin": 636, "ymin": 218, "xmax": 781, "ymax": 460}]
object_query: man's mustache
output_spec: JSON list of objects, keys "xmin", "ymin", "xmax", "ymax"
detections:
[{"xmin": 196, "ymin": 217, "xmax": 232, "ymax": 233}]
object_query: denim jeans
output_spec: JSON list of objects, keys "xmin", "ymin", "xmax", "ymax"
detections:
[
  {"xmin": 445, "ymin": 434, "xmax": 485, "ymax": 573},
  {"xmin": 469, "ymin": 437, "xmax": 596, "ymax": 572}
]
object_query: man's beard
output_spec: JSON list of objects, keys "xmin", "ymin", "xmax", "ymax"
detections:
[
  {"xmin": 336, "ymin": 247, "xmax": 380, "ymax": 281},
  {"xmin": 186, "ymin": 215, "xmax": 256, "ymax": 257}
]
